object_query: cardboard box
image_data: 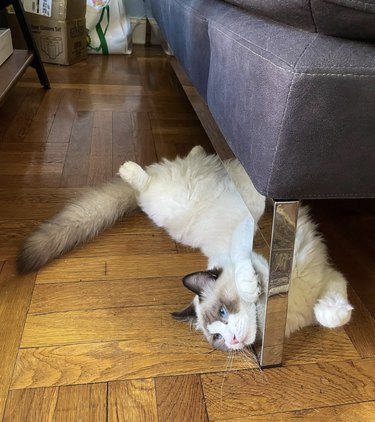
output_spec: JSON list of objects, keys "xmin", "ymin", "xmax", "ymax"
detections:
[
  {"xmin": 28, "ymin": 15, "xmax": 87, "ymax": 65},
  {"xmin": 22, "ymin": 0, "xmax": 85, "ymax": 20},
  {"xmin": 6, "ymin": 0, "xmax": 87, "ymax": 65},
  {"xmin": 0, "ymin": 28, "xmax": 14, "ymax": 66}
]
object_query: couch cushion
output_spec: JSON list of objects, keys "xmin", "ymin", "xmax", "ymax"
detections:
[
  {"xmin": 223, "ymin": 0, "xmax": 375, "ymax": 41},
  {"xmin": 207, "ymin": 5, "xmax": 375, "ymax": 198}
]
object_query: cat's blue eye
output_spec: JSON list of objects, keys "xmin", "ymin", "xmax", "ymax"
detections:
[
  {"xmin": 219, "ymin": 306, "xmax": 227, "ymax": 319},
  {"xmin": 213, "ymin": 333, "xmax": 223, "ymax": 341}
]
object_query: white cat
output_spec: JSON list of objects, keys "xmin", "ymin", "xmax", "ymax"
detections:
[{"xmin": 18, "ymin": 146, "xmax": 353, "ymax": 351}]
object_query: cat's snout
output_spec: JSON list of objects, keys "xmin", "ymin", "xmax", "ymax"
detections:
[{"xmin": 230, "ymin": 334, "xmax": 240, "ymax": 345}]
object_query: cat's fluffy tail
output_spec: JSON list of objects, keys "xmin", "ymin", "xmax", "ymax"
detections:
[{"xmin": 17, "ymin": 178, "xmax": 138, "ymax": 273}]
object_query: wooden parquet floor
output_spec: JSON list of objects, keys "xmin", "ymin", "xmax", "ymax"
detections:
[{"xmin": 0, "ymin": 46, "xmax": 374, "ymax": 421}]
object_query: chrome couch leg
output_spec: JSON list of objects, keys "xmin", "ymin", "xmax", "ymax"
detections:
[{"xmin": 255, "ymin": 200, "xmax": 299, "ymax": 367}]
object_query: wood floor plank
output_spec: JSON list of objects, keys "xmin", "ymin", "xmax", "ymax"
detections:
[
  {"xmin": 0, "ymin": 142, "xmax": 68, "ymax": 163},
  {"xmin": 21, "ymin": 304, "xmax": 200, "ymax": 347},
  {"xmin": 150, "ymin": 117, "xmax": 207, "ymax": 136},
  {"xmin": 29, "ymin": 277, "xmax": 193, "ymax": 314},
  {"xmin": 47, "ymin": 89, "xmax": 80, "ymax": 143},
  {"xmin": 152, "ymin": 133, "xmax": 214, "ymax": 162},
  {"xmin": 0, "ymin": 188, "xmax": 82, "ymax": 220},
  {"xmin": 35, "ymin": 253, "xmax": 207, "ymax": 284},
  {"xmin": 0, "ymin": 174, "xmax": 63, "ymax": 189},
  {"xmin": 283, "ymin": 326, "xmax": 360, "ymax": 365},
  {"xmin": 11, "ymin": 337, "xmax": 254, "ymax": 390},
  {"xmin": 0, "ymin": 262, "xmax": 36, "ymax": 420},
  {"xmin": 201, "ymin": 359, "xmax": 375, "ymax": 420},
  {"xmin": 3, "ymin": 387, "xmax": 58, "ymax": 422},
  {"xmin": 2, "ymin": 88, "xmax": 45, "ymax": 143},
  {"xmin": 215, "ymin": 401, "xmax": 375, "ymax": 421},
  {"xmin": 344, "ymin": 285, "xmax": 375, "ymax": 358},
  {"xmin": 108, "ymin": 379, "xmax": 158, "ymax": 422},
  {"xmin": 0, "ymin": 142, "xmax": 68, "ymax": 153},
  {"xmin": 53, "ymin": 383, "xmax": 107, "ymax": 422},
  {"xmin": 155, "ymin": 375, "xmax": 208, "ymax": 422},
  {"xmin": 0, "ymin": 143, "xmax": 68, "ymax": 188},
  {"xmin": 3, "ymin": 383, "xmax": 107, "ymax": 422},
  {"xmin": 132, "ymin": 112, "xmax": 157, "ymax": 166},
  {"xmin": 0, "ymin": 160, "xmax": 63, "ymax": 176},
  {"xmin": 0, "ymin": 87, "xmax": 32, "ymax": 142},
  {"xmin": 137, "ymin": 56, "xmax": 182, "ymax": 93},
  {"xmin": 60, "ymin": 111, "xmax": 94, "ymax": 187},
  {"xmin": 23, "ymin": 88, "xmax": 64, "ymax": 142},
  {"xmin": 112, "ymin": 111, "xmax": 136, "ymax": 174},
  {"xmin": 22, "ymin": 56, "xmax": 142, "ymax": 86},
  {"xmin": 18, "ymin": 82, "xmax": 146, "ymax": 95},
  {"xmin": 77, "ymin": 94, "xmax": 193, "ymax": 114},
  {"xmin": 0, "ymin": 220, "xmax": 40, "ymax": 261},
  {"xmin": 152, "ymin": 133, "xmax": 178, "ymax": 161},
  {"xmin": 77, "ymin": 93, "xmax": 150, "ymax": 112},
  {"xmin": 88, "ymin": 111, "xmax": 113, "ymax": 185}
]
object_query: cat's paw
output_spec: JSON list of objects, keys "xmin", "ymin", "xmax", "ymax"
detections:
[
  {"xmin": 119, "ymin": 162, "xmax": 149, "ymax": 191},
  {"xmin": 235, "ymin": 260, "xmax": 260, "ymax": 303},
  {"xmin": 314, "ymin": 293, "xmax": 353, "ymax": 328},
  {"xmin": 188, "ymin": 145, "xmax": 205, "ymax": 157}
]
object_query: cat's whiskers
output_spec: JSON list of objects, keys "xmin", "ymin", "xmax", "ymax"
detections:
[
  {"xmin": 238, "ymin": 349, "xmax": 256, "ymax": 371},
  {"xmin": 220, "ymin": 350, "xmax": 235, "ymax": 404},
  {"xmin": 241, "ymin": 347, "xmax": 268, "ymax": 379}
]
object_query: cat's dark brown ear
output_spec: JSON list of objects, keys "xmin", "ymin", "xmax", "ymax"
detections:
[
  {"xmin": 171, "ymin": 302, "xmax": 197, "ymax": 323},
  {"xmin": 182, "ymin": 269, "xmax": 222, "ymax": 296}
]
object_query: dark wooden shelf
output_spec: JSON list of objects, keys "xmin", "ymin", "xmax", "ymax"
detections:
[
  {"xmin": 0, "ymin": 49, "xmax": 34, "ymax": 104},
  {"xmin": 0, "ymin": 0, "xmax": 49, "ymax": 106}
]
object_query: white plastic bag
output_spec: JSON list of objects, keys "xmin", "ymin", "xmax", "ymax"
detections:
[{"xmin": 86, "ymin": 0, "xmax": 132, "ymax": 54}]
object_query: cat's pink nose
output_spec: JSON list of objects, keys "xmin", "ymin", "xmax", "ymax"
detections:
[{"xmin": 231, "ymin": 335, "xmax": 240, "ymax": 345}]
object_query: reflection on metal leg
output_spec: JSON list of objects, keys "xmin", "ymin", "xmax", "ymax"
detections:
[{"xmin": 255, "ymin": 200, "xmax": 299, "ymax": 367}]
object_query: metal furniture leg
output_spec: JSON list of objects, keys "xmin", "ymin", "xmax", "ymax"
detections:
[{"xmin": 254, "ymin": 200, "xmax": 299, "ymax": 367}]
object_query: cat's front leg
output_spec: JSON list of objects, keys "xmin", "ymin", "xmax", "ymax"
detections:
[
  {"xmin": 235, "ymin": 259, "xmax": 260, "ymax": 303},
  {"xmin": 231, "ymin": 216, "xmax": 260, "ymax": 303}
]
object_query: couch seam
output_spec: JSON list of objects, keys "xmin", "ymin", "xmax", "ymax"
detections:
[
  {"xmin": 308, "ymin": 0, "xmax": 318, "ymax": 32},
  {"xmin": 212, "ymin": 24, "xmax": 296, "ymax": 68},
  {"xmin": 295, "ymin": 72, "xmax": 375, "ymax": 76},
  {"xmin": 297, "ymin": 64, "xmax": 375, "ymax": 69},
  {"xmin": 212, "ymin": 26, "xmax": 294, "ymax": 71},
  {"xmin": 212, "ymin": 26, "xmax": 375, "ymax": 76},
  {"xmin": 265, "ymin": 74, "xmax": 296, "ymax": 194},
  {"xmin": 294, "ymin": 34, "xmax": 319, "ymax": 69},
  {"xmin": 173, "ymin": 0, "xmax": 207, "ymax": 23},
  {"xmin": 263, "ymin": 192, "xmax": 375, "ymax": 198},
  {"xmin": 328, "ymin": 0, "xmax": 375, "ymax": 9},
  {"xmin": 265, "ymin": 35, "xmax": 317, "ymax": 194}
]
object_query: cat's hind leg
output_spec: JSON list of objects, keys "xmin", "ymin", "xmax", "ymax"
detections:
[
  {"xmin": 119, "ymin": 162, "xmax": 150, "ymax": 192},
  {"xmin": 314, "ymin": 268, "xmax": 353, "ymax": 328}
]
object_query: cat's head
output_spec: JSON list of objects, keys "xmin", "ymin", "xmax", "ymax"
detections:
[{"xmin": 172, "ymin": 266, "xmax": 258, "ymax": 351}]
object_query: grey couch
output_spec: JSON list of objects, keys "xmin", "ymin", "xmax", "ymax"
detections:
[{"xmin": 148, "ymin": 0, "xmax": 375, "ymax": 366}]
